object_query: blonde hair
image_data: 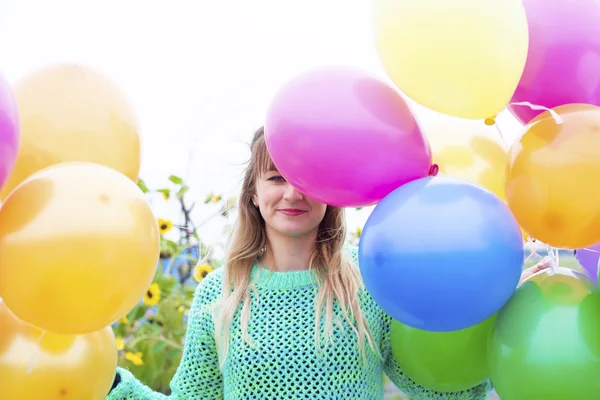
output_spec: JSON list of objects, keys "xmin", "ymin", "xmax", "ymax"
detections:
[{"xmin": 212, "ymin": 127, "xmax": 377, "ymax": 368}]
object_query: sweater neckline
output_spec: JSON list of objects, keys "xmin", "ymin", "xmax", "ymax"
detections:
[{"xmin": 250, "ymin": 264, "xmax": 319, "ymax": 289}]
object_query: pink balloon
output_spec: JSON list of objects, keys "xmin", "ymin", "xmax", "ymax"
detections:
[
  {"xmin": 265, "ymin": 67, "xmax": 432, "ymax": 208},
  {"xmin": 0, "ymin": 72, "xmax": 19, "ymax": 193},
  {"xmin": 509, "ymin": 0, "xmax": 600, "ymax": 124}
]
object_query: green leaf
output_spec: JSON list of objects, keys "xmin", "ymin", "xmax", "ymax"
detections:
[
  {"xmin": 157, "ymin": 188, "xmax": 170, "ymax": 200},
  {"xmin": 168, "ymin": 175, "xmax": 183, "ymax": 185},
  {"xmin": 157, "ymin": 298, "xmax": 184, "ymax": 331},
  {"xmin": 160, "ymin": 239, "xmax": 180, "ymax": 257},
  {"xmin": 166, "ymin": 240, "xmax": 179, "ymax": 255},
  {"xmin": 131, "ymin": 305, "xmax": 146, "ymax": 322},
  {"xmin": 137, "ymin": 179, "xmax": 150, "ymax": 193},
  {"xmin": 166, "ymin": 348, "xmax": 181, "ymax": 359},
  {"xmin": 176, "ymin": 185, "xmax": 189, "ymax": 199},
  {"xmin": 152, "ymin": 340, "xmax": 167, "ymax": 354},
  {"xmin": 203, "ymin": 192, "xmax": 214, "ymax": 204},
  {"xmin": 156, "ymin": 275, "xmax": 179, "ymax": 294}
]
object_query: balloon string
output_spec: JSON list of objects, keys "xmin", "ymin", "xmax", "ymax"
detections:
[
  {"xmin": 524, "ymin": 237, "xmax": 539, "ymax": 262},
  {"xmin": 509, "ymin": 101, "xmax": 564, "ymax": 124},
  {"xmin": 492, "ymin": 121, "xmax": 509, "ymax": 149},
  {"xmin": 27, "ymin": 331, "xmax": 45, "ymax": 374},
  {"xmin": 546, "ymin": 245, "xmax": 560, "ymax": 274}
]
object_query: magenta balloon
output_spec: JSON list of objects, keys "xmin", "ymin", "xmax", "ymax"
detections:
[
  {"xmin": 0, "ymin": 72, "xmax": 19, "ymax": 192},
  {"xmin": 509, "ymin": 0, "xmax": 600, "ymax": 124},
  {"xmin": 575, "ymin": 243, "xmax": 600, "ymax": 284},
  {"xmin": 264, "ymin": 67, "xmax": 431, "ymax": 207}
]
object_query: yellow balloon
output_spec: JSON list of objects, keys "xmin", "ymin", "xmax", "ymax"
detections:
[
  {"xmin": 506, "ymin": 104, "xmax": 600, "ymax": 249},
  {"xmin": 0, "ymin": 298, "xmax": 117, "ymax": 400},
  {"xmin": 423, "ymin": 116, "xmax": 507, "ymax": 199},
  {"xmin": 0, "ymin": 162, "xmax": 159, "ymax": 334},
  {"xmin": 422, "ymin": 115, "xmax": 531, "ymax": 242},
  {"xmin": 0, "ymin": 63, "xmax": 141, "ymax": 200},
  {"xmin": 373, "ymin": 0, "xmax": 529, "ymax": 119}
]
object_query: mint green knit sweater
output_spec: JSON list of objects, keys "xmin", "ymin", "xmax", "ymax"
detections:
[{"xmin": 107, "ymin": 247, "xmax": 492, "ymax": 399}]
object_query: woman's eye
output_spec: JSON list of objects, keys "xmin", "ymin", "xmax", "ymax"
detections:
[{"xmin": 268, "ymin": 175, "xmax": 285, "ymax": 182}]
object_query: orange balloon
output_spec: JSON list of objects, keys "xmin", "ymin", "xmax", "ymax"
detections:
[
  {"xmin": 0, "ymin": 162, "xmax": 159, "ymax": 334},
  {"xmin": 0, "ymin": 299, "xmax": 117, "ymax": 400},
  {"xmin": 0, "ymin": 63, "xmax": 141, "ymax": 200},
  {"xmin": 506, "ymin": 104, "xmax": 600, "ymax": 248}
]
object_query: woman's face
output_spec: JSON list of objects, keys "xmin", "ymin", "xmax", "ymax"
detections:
[{"xmin": 253, "ymin": 169, "xmax": 327, "ymax": 239}]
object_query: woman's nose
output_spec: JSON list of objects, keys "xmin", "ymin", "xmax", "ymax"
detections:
[{"xmin": 283, "ymin": 183, "xmax": 304, "ymax": 200}]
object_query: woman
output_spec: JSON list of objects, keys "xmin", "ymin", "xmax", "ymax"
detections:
[{"xmin": 107, "ymin": 127, "xmax": 547, "ymax": 399}]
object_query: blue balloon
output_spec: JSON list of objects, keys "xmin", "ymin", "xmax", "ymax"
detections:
[{"xmin": 358, "ymin": 175, "xmax": 524, "ymax": 332}]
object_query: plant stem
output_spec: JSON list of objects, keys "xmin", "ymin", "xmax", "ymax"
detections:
[{"xmin": 128, "ymin": 335, "xmax": 183, "ymax": 351}]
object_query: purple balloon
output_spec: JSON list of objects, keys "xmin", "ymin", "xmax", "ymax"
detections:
[
  {"xmin": 575, "ymin": 243, "xmax": 600, "ymax": 284},
  {"xmin": 0, "ymin": 72, "xmax": 19, "ymax": 193},
  {"xmin": 509, "ymin": 0, "xmax": 600, "ymax": 124}
]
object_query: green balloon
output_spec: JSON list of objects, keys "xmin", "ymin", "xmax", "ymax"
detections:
[
  {"xmin": 488, "ymin": 267, "xmax": 600, "ymax": 399},
  {"xmin": 390, "ymin": 314, "xmax": 496, "ymax": 392}
]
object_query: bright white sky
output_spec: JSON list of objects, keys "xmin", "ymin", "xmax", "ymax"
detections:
[{"xmin": 0, "ymin": 0, "xmax": 523, "ymax": 254}]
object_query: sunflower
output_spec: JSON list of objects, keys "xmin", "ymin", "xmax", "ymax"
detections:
[
  {"xmin": 143, "ymin": 283, "xmax": 161, "ymax": 306},
  {"xmin": 194, "ymin": 263, "xmax": 213, "ymax": 283},
  {"xmin": 157, "ymin": 218, "xmax": 173, "ymax": 235},
  {"xmin": 115, "ymin": 336, "xmax": 125, "ymax": 351},
  {"xmin": 125, "ymin": 351, "xmax": 144, "ymax": 366}
]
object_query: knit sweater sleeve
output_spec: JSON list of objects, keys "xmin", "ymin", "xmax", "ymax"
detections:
[
  {"xmin": 344, "ymin": 245, "xmax": 493, "ymax": 399},
  {"xmin": 106, "ymin": 270, "xmax": 224, "ymax": 400}
]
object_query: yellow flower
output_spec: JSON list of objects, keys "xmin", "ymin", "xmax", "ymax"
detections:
[
  {"xmin": 177, "ymin": 305, "xmax": 190, "ymax": 316},
  {"xmin": 157, "ymin": 218, "xmax": 173, "ymax": 235},
  {"xmin": 115, "ymin": 336, "xmax": 125, "ymax": 351},
  {"xmin": 120, "ymin": 316, "xmax": 129, "ymax": 324},
  {"xmin": 225, "ymin": 196, "xmax": 237, "ymax": 210},
  {"xmin": 212, "ymin": 194, "xmax": 222, "ymax": 203},
  {"xmin": 144, "ymin": 283, "xmax": 161, "ymax": 306},
  {"xmin": 125, "ymin": 351, "xmax": 144, "ymax": 366},
  {"xmin": 162, "ymin": 191, "xmax": 169, "ymax": 200},
  {"xmin": 194, "ymin": 263, "xmax": 213, "ymax": 283},
  {"xmin": 356, "ymin": 227, "xmax": 362, "ymax": 237}
]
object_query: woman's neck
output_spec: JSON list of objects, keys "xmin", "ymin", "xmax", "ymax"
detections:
[{"xmin": 260, "ymin": 230, "xmax": 317, "ymax": 272}]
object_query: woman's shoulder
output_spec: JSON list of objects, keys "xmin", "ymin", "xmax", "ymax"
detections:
[{"xmin": 193, "ymin": 267, "xmax": 224, "ymax": 303}]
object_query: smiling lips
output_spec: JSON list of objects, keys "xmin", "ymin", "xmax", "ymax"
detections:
[{"xmin": 278, "ymin": 209, "xmax": 307, "ymax": 216}]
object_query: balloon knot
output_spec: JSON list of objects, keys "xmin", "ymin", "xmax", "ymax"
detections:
[
  {"xmin": 484, "ymin": 116, "xmax": 496, "ymax": 126},
  {"xmin": 429, "ymin": 164, "xmax": 439, "ymax": 176}
]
